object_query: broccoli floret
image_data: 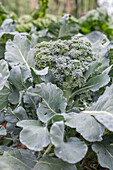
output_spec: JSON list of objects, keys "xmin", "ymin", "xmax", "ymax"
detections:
[{"xmin": 35, "ymin": 37, "xmax": 95, "ymax": 91}]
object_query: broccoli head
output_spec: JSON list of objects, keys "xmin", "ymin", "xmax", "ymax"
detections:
[{"xmin": 35, "ymin": 37, "xmax": 95, "ymax": 90}]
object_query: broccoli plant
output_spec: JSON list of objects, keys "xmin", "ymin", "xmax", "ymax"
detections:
[{"xmin": 0, "ymin": 33, "xmax": 112, "ymax": 170}]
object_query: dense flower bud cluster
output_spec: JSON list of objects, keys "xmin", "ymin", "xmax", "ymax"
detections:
[{"xmin": 35, "ymin": 37, "xmax": 95, "ymax": 89}]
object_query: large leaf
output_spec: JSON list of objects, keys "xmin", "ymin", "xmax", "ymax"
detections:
[
  {"xmin": 0, "ymin": 59, "xmax": 9, "ymax": 90},
  {"xmin": 27, "ymin": 83, "xmax": 67, "ymax": 123},
  {"xmin": 0, "ymin": 86, "xmax": 11, "ymax": 110},
  {"xmin": 0, "ymin": 149, "xmax": 36, "ymax": 170},
  {"xmin": 87, "ymin": 85, "xmax": 113, "ymax": 113},
  {"xmin": 70, "ymin": 74, "xmax": 110, "ymax": 98},
  {"xmin": 92, "ymin": 135, "xmax": 113, "ymax": 169},
  {"xmin": 17, "ymin": 120, "xmax": 50, "ymax": 151},
  {"xmin": 5, "ymin": 34, "xmax": 35, "ymax": 70},
  {"xmin": 50, "ymin": 121, "xmax": 88, "ymax": 164},
  {"xmin": 82, "ymin": 85, "xmax": 113, "ymax": 133},
  {"xmin": 35, "ymin": 15, "xmax": 79, "ymax": 42},
  {"xmin": 63, "ymin": 112, "xmax": 105, "ymax": 142},
  {"xmin": 33, "ymin": 156, "xmax": 77, "ymax": 170}
]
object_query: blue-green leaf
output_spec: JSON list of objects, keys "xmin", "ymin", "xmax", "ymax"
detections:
[
  {"xmin": 5, "ymin": 35, "xmax": 35, "ymax": 70},
  {"xmin": 27, "ymin": 83, "xmax": 67, "ymax": 123},
  {"xmin": 17, "ymin": 120, "xmax": 50, "ymax": 151},
  {"xmin": 0, "ymin": 59, "xmax": 9, "ymax": 90},
  {"xmin": 33, "ymin": 156, "xmax": 77, "ymax": 170},
  {"xmin": 50, "ymin": 121, "xmax": 88, "ymax": 164}
]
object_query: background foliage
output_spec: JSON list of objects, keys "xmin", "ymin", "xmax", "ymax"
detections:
[{"xmin": 1, "ymin": 0, "xmax": 98, "ymax": 17}]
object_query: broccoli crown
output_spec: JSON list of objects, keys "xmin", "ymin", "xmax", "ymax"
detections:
[{"xmin": 35, "ymin": 37, "xmax": 95, "ymax": 89}]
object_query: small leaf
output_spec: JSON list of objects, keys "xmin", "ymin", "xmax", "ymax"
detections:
[
  {"xmin": 31, "ymin": 67, "xmax": 49, "ymax": 76},
  {"xmin": 33, "ymin": 156, "xmax": 77, "ymax": 170},
  {"xmin": 50, "ymin": 121, "xmax": 88, "ymax": 164},
  {"xmin": 31, "ymin": 67, "xmax": 49, "ymax": 84},
  {"xmin": 23, "ymin": 92, "xmax": 40, "ymax": 112},
  {"xmin": 8, "ymin": 86, "xmax": 19, "ymax": 104},
  {"xmin": 14, "ymin": 106, "xmax": 27, "ymax": 120},
  {"xmin": 0, "ymin": 43, "xmax": 5, "ymax": 59},
  {"xmin": 63, "ymin": 112, "xmax": 105, "ymax": 142},
  {"xmin": 0, "ymin": 19, "xmax": 16, "ymax": 35},
  {"xmin": 27, "ymin": 83, "xmax": 67, "ymax": 123},
  {"xmin": 17, "ymin": 120, "xmax": 50, "ymax": 151},
  {"xmin": 0, "ymin": 59, "xmax": 9, "ymax": 90},
  {"xmin": 92, "ymin": 135, "xmax": 113, "ymax": 169},
  {"xmin": 0, "ymin": 112, "xmax": 5, "ymax": 123},
  {"xmin": 5, "ymin": 34, "xmax": 35, "ymax": 70},
  {"xmin": 84, "ymin": 61, "xmax": 101, "ymax": 79}
]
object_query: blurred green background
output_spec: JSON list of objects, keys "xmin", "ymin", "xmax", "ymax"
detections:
[{"xmin": 0, "ymin": 0, "xmax": 98, "ymax": 18}]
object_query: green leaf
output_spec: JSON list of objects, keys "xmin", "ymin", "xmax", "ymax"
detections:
[
  {"xmin": 82, "ymin": 85, "xmax": 113, "ymax": 132},
  {"xmin": 8, "ymin": 86, "xmax": 19, "ymax": 104},
  {"xmin": 102, "ymin": 65, "xmax": 113, "ymax": 75},
  {"xmin": 14, "ymin": 106, "xmax": 27, "ymax": 120},
  {"xmin": 50, "ymin": 121, "xmax": 88, "ymax": 164},
  {"xmin": 0, "ymin": 86, "xmax": 11, "ymax": 110},
  {"xmin": 58, "ymin": 22, "xmax": 79, "ymax": 40},
  {"xmin": 70, "ymin": 74, "xmax": 110, "ymax": 98},
  {"xmin": 83, "ymin": 31, "xmax": 110, "ymax": 72},
  {"xmin": 17, "ymin": 120, "xmax": 50, "ymax": 151},
  {"xmin": 27, "ymin": 83, "xmax": 67, "ymax": 123},
  {"xmin": 31, "ymin": 67, "xmax": 49, "ymax": 76},
  {"xmin": 87, "ymin": 85, "xmax": 113, "ymax": 113},
  {"xmin": 8, "ymin": 66, "xmax": 31, "ymax": 91},
  {"xmin": 23, "ymin": 92, "xmax": 40, "ymax": 112},
  {"xmin": 0, "ymin": 59, "xmax": 9, "ymax": 90},
  {"xmin": 94, "ymin": 112, "xmax": 113, "ymax": 132},
  {"xmin": 0, "ymin": 146, "xmax": 10, "ymax": 153},
  {"xmin": 0, "ymin": 19, "xmax": 16, "ymax": 35},
  {"xmin": 84, "ymin": 61, "xmax": 101, "ymax": 79},
  {"xmin": 63, "ymin": 112, "xmax": 105, "ymax": 142},
  {"xmin": 0, "ymin": 149, "xmax": 36, "ymax": 170},
  {"xmin": 33, "ymin": 156, "xmax": 77, "ymax": 170},
  {"xmin": 92, "ymin": 135, "xmax": 113, "ymax": 169},
  {"xmin": 0, "ymin": 43, "xmax": 5, "ymax": 59},
  {"xmin": 31, "ymin": 67, "xmax": 49, "ymax": 84},
  {"xmin": 85, "ymin": 31, "xmax": 109, "ymax": 44},
  {"xmin": 5, "ymin": 34, "xmax": 35, "ymax": 70}
]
